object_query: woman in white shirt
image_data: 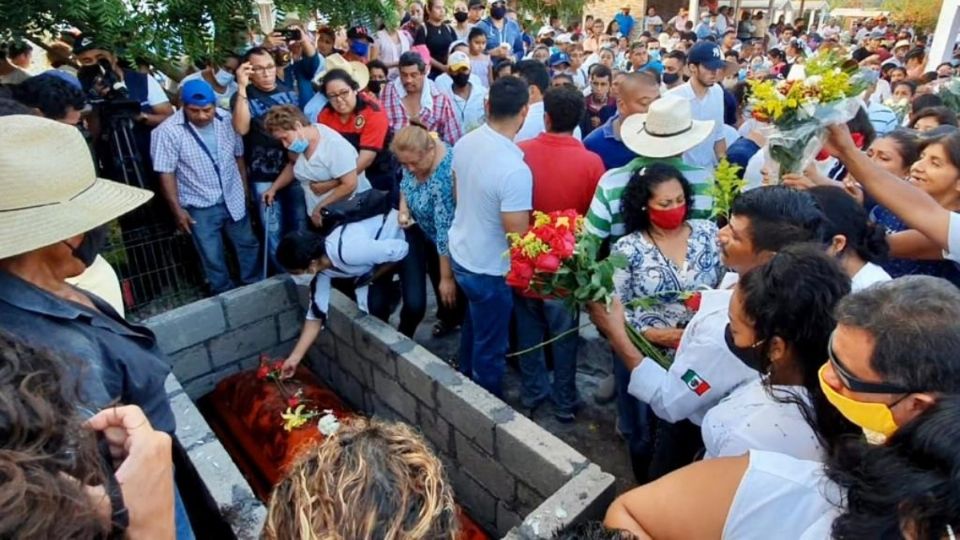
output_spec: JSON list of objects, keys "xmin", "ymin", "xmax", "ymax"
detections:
[
  {"xmin": 374, "ymin": 22, "xmax": 413, "ymax": 80},
  {"xmin": 703, "ymin": 244, "xmax": 858, "ymax": 460},
  {"xmin": 604, "ymin": 394, "xmax": 960, "ymax": 539},
  {"xmin": 261, "ymin": 105, "xmax": 371, "ymax": 228},
  {"xmin": 809, "ymin": 186, "xmax": 892, "ymax": 291}
]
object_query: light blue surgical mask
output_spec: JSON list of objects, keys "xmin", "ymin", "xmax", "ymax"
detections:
[
  {"xmin": 648, "ymin": 49, "xmax": 661, "ymax": 61},
  {"xmin": 288, "ymin": 137, "xmax": 309, "ymax": 153}
]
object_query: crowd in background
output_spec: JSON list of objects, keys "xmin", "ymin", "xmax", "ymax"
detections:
[{"xmin": 2, "ymin": 1, "xmax": 960, "ymax": 537}]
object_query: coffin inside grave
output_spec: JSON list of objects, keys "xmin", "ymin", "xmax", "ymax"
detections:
[{"xmin": 198, "ymin": 363, "xmax": 489, "ymax": 540}]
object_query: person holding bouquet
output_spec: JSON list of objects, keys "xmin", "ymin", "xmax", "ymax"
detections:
[{"xmin": 612, "ymin": 163, "xmax": 723, "ymax": 481}]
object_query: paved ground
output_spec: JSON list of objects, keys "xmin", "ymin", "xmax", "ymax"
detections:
[{"xmin": 388, "ymin": 287, "xmax": 637, "ymax": 495}]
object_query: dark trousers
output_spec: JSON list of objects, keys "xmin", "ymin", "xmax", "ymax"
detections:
[{"xmin": 396, "ymin": 224, "xmax": 465, "ymax": 337}]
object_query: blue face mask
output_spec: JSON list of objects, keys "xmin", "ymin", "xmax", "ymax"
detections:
[
  {"xmin": 350, "ymin": 40, "xmax": 370, "ymax": 57},
  {"xmin": 738, "ymin": 67, "xmax": 748, "ymax": 80},
  {"xmin": 288, "ymin": 137, "xmax": 309, "ymax": 153},
  {"xmin": 648, "ymin": 49, "xmax": 661, "ymax": 61}
]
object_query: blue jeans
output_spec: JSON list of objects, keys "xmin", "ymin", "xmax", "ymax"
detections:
[
  {"xmin": 252, "ymin": 181, "xmax": 307, "ymax": 274},
  {"xmin": 186, "ymin": 202, "xmax": 261, "ymax": 294},
  {"xmin": 513, "ymin": 294, "xmax": 581, "ymax": 414},
  {"xmin": 615, "ymin": 353, "xmax": 656, "ymax": 481},
  {"xmin": 174, "ymin": 483, "xmax": 195, "ymax": 540},
  {"xmin": 452, "ymin": 260, "xmax": 512, "ymax": 397}
]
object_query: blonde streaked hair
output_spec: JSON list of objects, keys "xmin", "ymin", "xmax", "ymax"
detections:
[
  {"xmin": 390, "ymin": 118, "xmax": 440, "ymax": 155},
  {"xmin": 263, "ymin": 104, "xmax": 310, "ymax": 133},
  {"xmin": 262, "ymin": 417, "xmax": 459, "ymax": 540}
]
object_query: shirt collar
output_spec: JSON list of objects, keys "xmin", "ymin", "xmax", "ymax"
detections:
[
  {"xmin": 601, "ymin": 114, "xmax": 621, "ymax": 141},
  {"xmin": 393, "ymin": 78, "xmax": 436, "ymax": 112},
  {"xmin": 0, "ymin": 271, "xmax": 86, "ymax": 320}
]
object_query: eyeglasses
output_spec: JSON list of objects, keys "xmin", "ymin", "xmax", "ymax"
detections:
[
  {"xmin": 251, "ymin": 64, "xmax": 277, "ymax": 74},
  {"xmin": 327, "ymin": 89, "xmax": 353, "ymax": 102},
  {"xmin": 827, "ymin": 332, "xmax": 915, "ymax": 395}
]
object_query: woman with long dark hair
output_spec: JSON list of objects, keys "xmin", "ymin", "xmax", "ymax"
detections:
[{"xmin": 701, "ymin": 244, "xmax": 858, "ymax": 459}]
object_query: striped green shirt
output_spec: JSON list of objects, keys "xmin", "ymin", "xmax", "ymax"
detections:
[{"xmin": 585, "ymin": 157, "xmax": 714, "ymax": 241}]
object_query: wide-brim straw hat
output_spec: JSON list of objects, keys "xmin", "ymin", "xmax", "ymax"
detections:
[
  {"xmin": 313, "ymin": 53, "xmax": 370, "ymax": 90},
  {"xmin": 0, "ymin": 115, "xmax": 152, "ymax": 259},
  {"xmin": 620, "ymin": 95, "xmax": 715, "ymax": 159}
]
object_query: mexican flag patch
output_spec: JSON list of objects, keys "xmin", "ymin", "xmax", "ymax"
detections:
[{"xmin": 681, "ymin": 369, "xmax": 711, "ymax": 396}]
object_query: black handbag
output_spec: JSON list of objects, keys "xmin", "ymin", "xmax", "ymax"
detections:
[{"xmin": 319, "ymin": 189, "xmax": 392, "ymax": 234}]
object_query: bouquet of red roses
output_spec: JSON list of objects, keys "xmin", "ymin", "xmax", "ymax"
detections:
[{"xmin": 506, "ymin": 210, "xmax": 625, "ymax": 309}]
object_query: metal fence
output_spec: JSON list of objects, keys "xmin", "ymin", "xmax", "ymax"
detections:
[{"xmin": 102, "ymin": 221, "xmax": 208, "ymax": 321}]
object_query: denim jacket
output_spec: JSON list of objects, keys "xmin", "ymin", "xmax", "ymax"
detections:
[{"xmin": 0, "ymin": 271, "xmax": 175, "ymax": 433}]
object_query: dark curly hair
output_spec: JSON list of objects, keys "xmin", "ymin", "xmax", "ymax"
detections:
[
  {"xmin": 808, "ymin": 186, "xmax": 889, "ymax": 264},
  {"xmin": 12, "ymin": 74, "xmax": 86, "ymax": 122},
  {"xmin": 729, "ymin": 186, "xmax": 827, "ymax": 253},
  {"xmin": 0, "ymin": 330, "xmax": 110, "ymax": 538},
  {"xmin": 738, "ymin": 243, "xmax": 857, "ymax": 452},
  {"xmin": 277, "ymin": 230, "xmax": 327, "ymax": 272},
  {"xmin": 621, "ymin": 163, "xmax": 694, "ymax": 235},
  {"xmin": 828, "ymin": 394, "xmax": 960, "ymax": 539}
]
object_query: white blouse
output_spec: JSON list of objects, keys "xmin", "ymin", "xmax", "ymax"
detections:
[
  {"xmin": 701, "ymin": 379, "xmax": 824, "ymax": 461},
  {"xmin": 375, "ymin": 29, "xmax": 412, "ymax": 80}
]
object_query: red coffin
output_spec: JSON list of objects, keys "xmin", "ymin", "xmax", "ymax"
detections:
[{"xmin": 200, "ymin": 366, "xmax": 489, "ymax": 540}]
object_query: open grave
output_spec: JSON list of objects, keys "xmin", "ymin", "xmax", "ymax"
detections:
[{"xmin": 147, "ymin": 276, "xmax": 616, "ymax": 539}]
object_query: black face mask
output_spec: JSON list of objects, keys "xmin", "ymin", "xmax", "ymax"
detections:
[
  {"xmin": 65, "ymin": 225, "xmax": 109, "ymax": 268},
  {"xmin": 454, "ymin": 11, "xmax": 468, "ymax": 23},
  {"xmin": 451, "ymin": 72, "xmax": 471, "ymax": 87},
  {"xmin": 491, "ymin": 6, "xmax": 507, "ymax": 19},
  {"xmin": 662, "ymin": 72, "xmax": 680, "ymax": 85},
  {"xmin": 724, "ymin": 323, "xmax": 766, "ymax": 373},
  {"xmin": 368, "ymin": 80, "xmax": 385, "ymax": 95}
]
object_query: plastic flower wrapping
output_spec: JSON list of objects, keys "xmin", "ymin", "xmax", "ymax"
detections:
[
  {"xmin": 747, "ymin": 51, "xmax": 868, "ymax": 179},
  {"xmin": 505, "ymin": 210, "xmax": 626, "ymax": 310}
]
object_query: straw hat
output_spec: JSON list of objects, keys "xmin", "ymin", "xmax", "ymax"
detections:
[
  {"xmin": 313, "ymin": 53, "xmax": 369, "ymax": 90},
  {"xmin": 620, "ymin": 95, "xmax": 714, "ymax": 158},
  {"xmin": 0, "ymin": 115, "xmax": 152, "ymax": 259}
]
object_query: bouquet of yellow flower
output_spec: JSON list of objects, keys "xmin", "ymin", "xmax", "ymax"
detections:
[
  {"xmin": 707, "ymin": 158, "xmax": 745, "ymax": 223},
  {"xmin": 747, "ymin": 50, "xmax": 868, "ymax": 178}
]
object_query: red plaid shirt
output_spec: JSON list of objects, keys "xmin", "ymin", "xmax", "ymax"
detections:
[{"xmin": 382, "ymin": 79, "xmax": 463, "ymax": 145}]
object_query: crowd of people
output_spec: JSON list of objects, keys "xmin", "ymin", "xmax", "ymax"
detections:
[{"xmin": 2, "ymin": 1, "xmax": 960, "ymax": 538}]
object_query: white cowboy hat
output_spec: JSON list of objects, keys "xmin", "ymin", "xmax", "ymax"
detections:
[
  {"xmin": 620, "ymin": 95, "xmax": 715, "ymax": 158},
  {"xmin": 313, "ymin": 53, "xmax": 370, "ymax": 90},
  {"xmin": 0, "ymin": 115, "xmax": 152, "ymax": 259}
]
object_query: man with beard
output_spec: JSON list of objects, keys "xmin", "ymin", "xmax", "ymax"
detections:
[
  {"xmin": 474, "ymin": 0, "xmax": 525, "ymax": 61},
  {"xmin": 382, "ymin": 51, "xmax": 463, "ymax": 144},
  {"xmin": 668, "ymin": 41, "xmax": 728, "ymax": 170}
]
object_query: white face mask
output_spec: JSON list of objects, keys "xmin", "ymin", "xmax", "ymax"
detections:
[{"xmin": 214, "ymin": 68, "xmax": 235, "ymax": 86}]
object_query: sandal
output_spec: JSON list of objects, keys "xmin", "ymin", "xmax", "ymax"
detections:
[{"xmin": 432, "ymin": 320, "xmax": 460, "ymax": 338}]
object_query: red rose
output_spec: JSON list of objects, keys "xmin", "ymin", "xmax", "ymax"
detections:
[
  {"xmin": 287, "ymin": 396, "xmax": 300, "ymax": 408},
  {"xmin": 684, "ymin": 292, "xmax": 702, "ymax": 312},
  {"xmin": 506, "ymin": 259, "xmax": 535, "ymax": 289},
  {"xmin": 272, "ymin": 361, "xmax": 284, "ymax": 372},
  {"xmin": 549, "ymin": 232, "xmax": 576, "ymax": 259},
  {"xmin": 256, "ymin": 365, "xmax": 270, "ymax": 380},
  {"xmin": 534, "ymin": 252, "xmax": 562, "ymax": 273}
]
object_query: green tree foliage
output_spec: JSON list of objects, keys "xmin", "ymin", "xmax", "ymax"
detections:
[{"xmin": 0, "ymin": 0, "xmax": 395, "ymax": 65}]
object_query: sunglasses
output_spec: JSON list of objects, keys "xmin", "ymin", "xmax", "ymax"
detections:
[{"xmin": 827, "ymin": 333, "xmax": 915, "ymax": 395}]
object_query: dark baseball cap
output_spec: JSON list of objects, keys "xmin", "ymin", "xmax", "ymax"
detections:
[
  {"xmin": 468, "ymin": 0, "xmax": 485, "ymax": 8},
  {"xmin": 347, "ymin": 26, "xmax": 374, "ymax": 43},
  {"xmin": 687, "ymin": 41, "xmax": 726, "ymax": 70},
  {"xmin": 72, "ymin": 36, "xmax": 110, "ymax": 55}
]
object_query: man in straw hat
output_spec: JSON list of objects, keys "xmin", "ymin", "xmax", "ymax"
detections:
[{"xmin": 0, "ymin": 114, "xmax": 196, "ymax": 537}]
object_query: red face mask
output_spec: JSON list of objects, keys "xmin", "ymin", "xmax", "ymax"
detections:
[{"xmin": 648, "ymin": 205, "xmax": 687, "ymax": 230}]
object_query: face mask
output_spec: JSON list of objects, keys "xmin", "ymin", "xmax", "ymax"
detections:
[
  {"xmin": 350, "ymin": 40, "xmax": 370, "ymax": 57},
  {"xmin": 454, "ymin": 11, "xmax": 468, "ymax": 23},
  {"xmin": 818, "ymin": 365, "xmax": 901, "ymax": 439},
  {"xmin": 66, "ymin": 225, "xmax": 109, "ymax": 268},
  {"xmin": 647, "ymin": 205, "xmax": 686, "ymax": 230},
  {"xmin": 451, "ymin": 72, "xmax": 471, "ymax": 87},
  {"xmin": 491, "ymin": 6, "xmax": 507, "ymax": 20},
  {"xmin": 288, "ymin": 136, "xmax": 309, "ymax": 153},
  {"xmin": 724, "ymin": 324, "xmax": 766, "ymax": 372},
  {"xmin": 648, "ymin": 49, "xmax": 661, "ymax": 61},
  {"xmin": 214, "ymin": 68, "xmax": 234, "ymax": 86},
  {"xmin": 662, "ymin": 72, "xmax": 680, "ymax": 85},
  {"xmin": 368, "ymin": 80, "xmax": 385, "ymax": 95},
  {"xmin": 738, "ymin": 67, "xmax": 748, "ymax": 80}
]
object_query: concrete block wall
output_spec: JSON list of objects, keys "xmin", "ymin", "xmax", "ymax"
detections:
[
  {"xmin": 298, "ymin": 285, "xmax": 617, "ymax": 538},
  {"xmin": 147, "ymin": 276, "xmax": 616, "ymax": 538}
]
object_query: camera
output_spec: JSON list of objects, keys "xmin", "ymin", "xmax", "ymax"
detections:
[
  {"xmin": 77, "ymin": 58, "xmax": 130, "ymax": 102},
  {"xmin": 280, "ymin": 28, "xmax": 302, "ymax": 41}
]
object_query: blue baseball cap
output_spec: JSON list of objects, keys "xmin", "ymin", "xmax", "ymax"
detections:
[
  {"xmin": 550, "ymin": 51, "xmax": 571, "ymax": 67},
  {"xmin": 181, "ymin": 79, "xmax": 216, "ymax": 107},
  {"xmin": 688, "ymin": 41, "xmax": 726, "ymax": 71}
]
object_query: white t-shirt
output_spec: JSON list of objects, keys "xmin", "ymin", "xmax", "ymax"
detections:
[
  {"xmin": 145, "ymin": 74, "xmax": 170, "ymax": 107},
  {"xmin": 292, "ymin": 124, "xmax": 372, "ymax": 216},
  {"xmin": 65, "ymin": 255, "xmax": 125, "ymax": 318},
  {"xmin": 723, "ymin": 451, "xmax": 842, "ymax": 539},
  {"xmin": 701, "ymin": 379, "xmax": 823, "ymax": 460},
  {"xmin": 944, "ymin": 212, "xmax": 960, "ymax": 264},
  {"xmin": 514, "ymin": 101, "xmax": 582, "ymax": 143},
  {"xmin": 668, "ymin": 82, "xmax": 725, "ymax": 169},
  {"xmin": 448, "ymin": 124, "xmax": 532, "ymax": 275},
  {"xmin": 851, "ymin": 261, "xmax": 892, "ymax": 291}
]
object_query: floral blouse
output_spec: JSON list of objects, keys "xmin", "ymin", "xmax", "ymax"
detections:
[
  {"xmin": 870, "ymin": 205, "xmax": 960, "ymax": 288},
  {"xmin": 399, "ymin": 143, "xmax": 456, "ymax": 256},
  {"xmin": 613, "ymin": 219, "xmax": 724, "ymax": 332}
]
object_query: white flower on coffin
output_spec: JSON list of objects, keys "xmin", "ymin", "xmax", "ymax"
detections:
[
  {"xmin": 317, "ymin": 409, "xmax": 341, "ymax": 436},
  {"xmin": 806, "ymin": 75, "xmax": 823, "ymax": 88}
]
